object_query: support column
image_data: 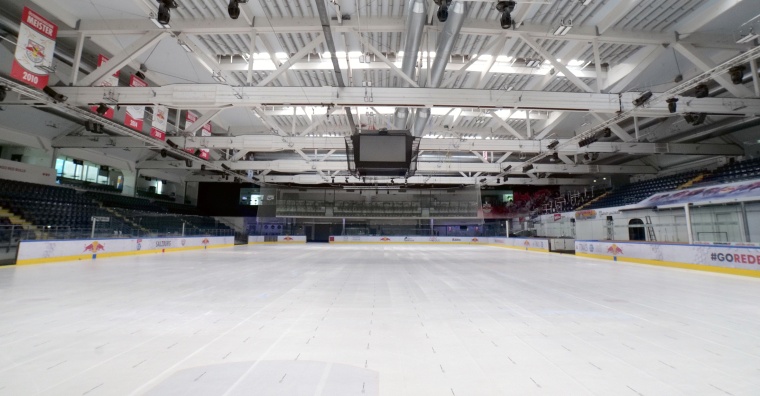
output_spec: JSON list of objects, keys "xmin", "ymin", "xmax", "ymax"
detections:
[
  {"xmin": 751, "ymin": 58, "xmax": 760, "ymax": 97},
  {"xmin": 121, "ymin": 170, "xmax": 137, "ymax": 197},
  {"xmin": 70, "ymin": 32, "xmax": 85, "ymax": 85},
  {"xmin": 740, "ymin": 202, "xmax": 751, "ymax": 242},
  {"xmin": 685, "ymin": 204, "xmax": 694, "ymax": 244}
]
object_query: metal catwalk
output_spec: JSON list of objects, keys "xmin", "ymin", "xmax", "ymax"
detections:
[{"xmin": 1, "ymin": 245, "xmax": 759, "ymax": 395}]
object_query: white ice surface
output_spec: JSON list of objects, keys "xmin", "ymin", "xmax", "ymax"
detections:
[{"xmin": 1, "ymin": 244, "xmax": 760, "ymax": 395}]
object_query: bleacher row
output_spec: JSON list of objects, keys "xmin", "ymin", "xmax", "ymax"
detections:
[
  {"xmin": 583, "ymin": 157, "xmax": 760, "ymax": 211},
  {"xmin": 0, "ymin": 179, "xmax": 231, "ymax": 238},
  {"xmin": 276, "ymin": 200, "xmax": 480, "ymax": 217}
]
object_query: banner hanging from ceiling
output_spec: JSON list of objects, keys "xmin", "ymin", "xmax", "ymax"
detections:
[
  {"xmin": 124, "ymin": 75, "xmax": 148, "ymax": 131},
  {"xmin": 11, "ymin": 7, "xmax": 58, "ymax": 89},
  {"xmin": 89, "ymin": 55, "xmax": 120, "ymax": 119},
  {"xmin": 150, "ymin": 105, "xmax": 168, "ymax": 141},
  {"xmin": 184, "ymin": 112, "xmax": 212, "ymax": 160}
]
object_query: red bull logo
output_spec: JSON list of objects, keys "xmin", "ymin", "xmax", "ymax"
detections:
[
  {"xmin": 201, "ymin": 238, "xmax": 210, "ymax": 245},
  {"xmin": 380, "ymin": 237, "xmax": 391, "ymax": 241},
  {"xmin": 83, "ymin": 241, "xmax": 105, "ymax": 253},
  {"xmin": 523, "ymin": 240, "xmax": 530, "ymax": 246},
  {"xmin": 471, "ymin": 238, "xmax": 479, "ymax": 242},
  {"xmin": 283, "ymin": 236, "xmax": 293, "ymax": 241},
  {"xmin": 607, "ymin": 244, "xmax": 623, "ymax": 255}
]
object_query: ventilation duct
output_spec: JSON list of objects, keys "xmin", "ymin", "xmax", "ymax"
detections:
[
  {"xmin": 412, "ymin": 0, "xmax": 465, "ymax": 137},
  {"xmin": 393, "ymin": 0, "xmax": 428, "ymax": 129}
]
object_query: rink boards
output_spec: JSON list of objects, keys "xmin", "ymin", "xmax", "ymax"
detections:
[{"xmin": 16, "ymin": 236, "xmax": 235, "ymax": 265}]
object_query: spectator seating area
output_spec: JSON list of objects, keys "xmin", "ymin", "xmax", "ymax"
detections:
[
  {"xmin": 700, "ymin": 157, "xmax": 760, "ymax": 185},
  {"xmin": 58, "ymin": 177, "xmax": 122, "ymax": 194},
  {"xmin": 585, "ymin": 170, "xmax": 701, "ymax": 210},
  {"xmin": 0, "ymin": 179, "xmax": 231, "ymax": 238}
]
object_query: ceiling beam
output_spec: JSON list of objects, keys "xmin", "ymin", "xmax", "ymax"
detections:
[
  {"xmin": 52, "ymin": 85, "xmax": 760, "ymax": 116},
  {"xmin": 51, "ymin": 136, "xmax": 745, "ymax": 156},
  {"xmin": 59, "ymin": 18, "xmax": 749, "ymax": 49},
  {"xmin": 673, "ymin": 43, "xmax": 755, "ymax": 98},
  {"xmin": 77, "ymin": 31, "xmax": 168, "ymax": 87},
  {"xmin": 138, "ymin": 159, "xmax": 659, "ymax": 174}
]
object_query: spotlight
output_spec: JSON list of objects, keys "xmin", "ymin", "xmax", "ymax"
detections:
[
  {"xmin": 666, "ymin": 97, "xmax": 678, "ymax": 113},
  {"xmin": 503, "ymin": 165, "xmax": 512, "ymax": 172},
  {"xmin": 160, "ymin": 149, "xmax": 167, "ymax": 158},
  {"xmin": 602, "ymin": 128, "xmax": 612, "ymax": 138},
  {"xmin": 552, "ymin": 152, "xmax": 559, "ymax": 161},
  {"xmin": 496, "ymin": 1, "xmax": 516, "ymax": 30},
  {"xmin": 496, "ymin": 178, "xmax": 501, "ymax": 184},
  {"xmin": 157, "ymin": 4, "xmax": 170, "ymax": 26},
  {"xmin": 479, "ymin": 178, "xmax": 487, "ymax": 183},
  {"xmin": 684, "ymin": 113, "xmax": 706, "ymax": 126},
  {"xmin": 42, "ymin": 86, "xmax": 67, "ymax": 102},
  {"xmin": 96, "ymin": 103, "xmax": 109, "ymax": 115},
  {"xmin": 362, "ymin": 177, "xmax": 366, "ymax": 183},
  {"xmin": 547, "ymin": 140, "xmax": 559, "ymax": 150},
  {"xmin": 729, "ymin": 65, "xmax": 745, "ymax": 85},
  {"xmin": 166, "ymin": 139, "xmax": 179, "ymax": 149},
  {"xmin": 583, "ymin": 153, "xmax": 590, "ymax": 161},
  {"xmin": 578, "ymin": 135, "xmax": 598, "ymax": 147},
  {"xmin": 632, "ymin": 91, "xmax": 653, "ymax": 107},
  {"xmin": 523, "ymin": 164, "xmax": 534, "ymax": 172},
  {"xmin": 194, "ymin": 149, "xmax": 201, "ymax": 156},
  {"xmin": 331, "ymin": 177, "xmax": 335, "ymax": 183},
  {"xmin": 437, "ymin": 4, "xmax": 449, "ymax": 22},
  {"xmin": 84, "ymin": 120, "xmax": 104, "ymax": 134},
  {"xmin": 0, "ymin": 86, "xmax": 6, "ymax": 102},
  {"xmin": 185, "ymin": 159, "xmax": 193, "ymax": 167},
  {"xmin": 345, "ymin": 177, "xmax": 349, "ymax": 183},
  {"xmin": 391, "ymin": 178, "xmax": 395, "ymax": 185},
  {"xmin": 201, "ymin": 164, "xmax": 206, "ymax": 171},
  {"xmin": 135, "ymin": 71, "xmax": 146, "ymax": 80},
  {"xmin": 694, "ymin": 84, "xmax": 709, "ymax": 98},
  {"xmin": 220, "ymin": 164, "xmax": 231, "ymax": 172},
  {"xmin": 228, "ymin": 0, "xmax": 240, "ymax": 19}
]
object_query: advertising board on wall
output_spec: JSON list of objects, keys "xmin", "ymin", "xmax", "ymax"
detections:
[
  {"xmin": 575, "ymin": 240, "xmax": 760, "ymax": 274},
  {"xmin": 0, "ymin": 158, "xmax": 56, "ymax": 185},
  {"xmin": 150, "ymin": 105, "xmax": 168, "ymax": 141},
  {"xmin": 16, "ymin": 236, "xmax": 234, "ymax": 265}
]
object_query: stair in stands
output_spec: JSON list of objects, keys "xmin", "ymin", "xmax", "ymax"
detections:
[
  {"xmin": 677, "ymin": 173, "xmax": 707, "ymax": 190},
  {"xmin": 0, "ymin": 206, "xmax": 42, "ymax": 239},
  {"xmin": 101, "ymin": 207, "xmax": 150, "ymax": 234},
  {"xmin": 575, "ymin": 192, "xmax": 609, "ymax": 211}
]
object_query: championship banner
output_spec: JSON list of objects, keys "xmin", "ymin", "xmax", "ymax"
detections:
[
  {"xmin": 11, "ymin": 7, "xmax": 58, "ymax": 89},
  {"xmin": 124, "ymin": 75, "xmax": 148, "ymax": 131},
  {"xmin": 150, "ymin": 105, "xmax": 168, "ymax": 141},
  {"xmin": 89, "ymin": 55, "xmax": 120, "ymax": 119},
  {"xmin": 184, "ymin": 112, "xmax": 212, "ymax": 159}
]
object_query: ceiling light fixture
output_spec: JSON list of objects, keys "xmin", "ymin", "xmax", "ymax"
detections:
[
  {"xmin": 152, "ymin": 0, "xmax": 176, "ymax": 29},
  {"xmin": 666, "ymin": 97, "xmax": 678, "ymax": 113},
  {"xmin": 632, "ymin": 91, "xmax": 653, "ymax": 107},
  {"xmin": 523, "ymin": 164, "xmax": 534, "ymax": 172},
  {"xmin": 729, "ymin": 65, "xmax": 745, "ymax": 84},
  {"xmin": 553, "ymin": 19, "xmax": 572, "ymax": 36},
  {"xmin": 178, "ymin": 40, "xmax": 193, "ymax": 53},
  {"xmin": 547, "ymin": 140, "xmax": 559, "ymax": 150},
  {"xmin": 96, "ymin": 103, "xmax": 109, "ymax": 115},
  {"xmin": 694, "ymin": 84, "xmax": 709, "ymax": 98},
  {"xmin": 212, "ymin": 72, "xmax": 227, "ymax": 83}
]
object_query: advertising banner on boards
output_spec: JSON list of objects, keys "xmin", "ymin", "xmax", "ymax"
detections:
[
  {"xmin": 124, "ymin": 75, "xmax": 148, "ymax": 130},
  {"xmin": 11, "ymin": 7, "xmax": 57, "ymax": 89}
]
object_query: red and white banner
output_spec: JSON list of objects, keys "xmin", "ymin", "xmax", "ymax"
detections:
[
  {"xmin": 184, "ymin": 112, "xmax": 212, "ymax": 159},
  {"xmin": 150, "ymin": 105, "xmax": 168, "ymax": 141},
  {"xmin": 11, "ymin": 7, "xmax": 57, "ymax": 89},
  {"xmin": 89, "ymin": 55, "xmax": 120, "ymax": 118},
  {"xmin": 124, "ymin": 75, "xmax": 148, "ymax": 131}
]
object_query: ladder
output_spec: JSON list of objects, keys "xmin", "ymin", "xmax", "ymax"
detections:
[{"xmin": 645, "ymin": 216, "xmax": 657, "ymax": 241}]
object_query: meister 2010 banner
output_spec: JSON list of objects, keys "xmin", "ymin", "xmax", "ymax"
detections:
[{"xmin": 11, "ymin": 7, "xmax": 58, "ymax": 89}]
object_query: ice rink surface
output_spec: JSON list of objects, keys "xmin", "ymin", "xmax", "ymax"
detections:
[{"xmin": 1, "ymin": 244, "xmax": 760, "ymax": 396}]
